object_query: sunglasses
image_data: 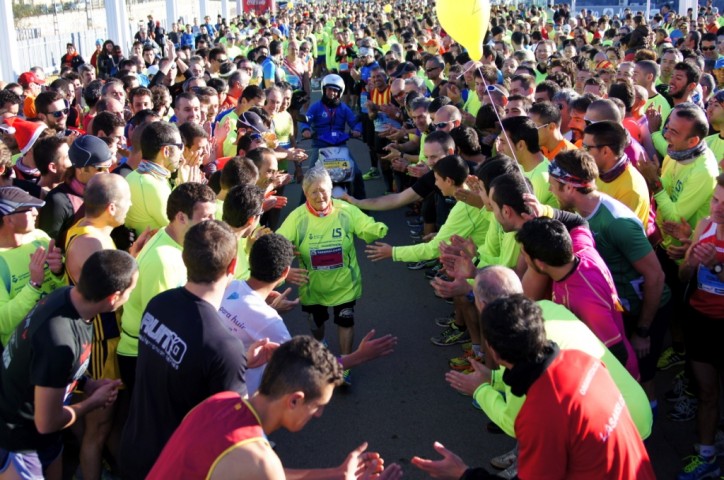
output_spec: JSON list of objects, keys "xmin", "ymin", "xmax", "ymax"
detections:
[
  {"xmin": 702, "ymin": 46, "xmax": 717, "ymax": 51},
  {"xmin": 432, "ymin": 121, "xmax": 452, "ymax": 129},
  {"xmin": 425, "ymin": 66, "xmax": 441, "ymax": 73},
  {"xmin": 582, "ymin": 144, "xmax": 610, "ymax": 152},
  {"xmin": 535, "ymin": 122, "xmax": 550, "ymax": 130},
  {"xmin": 249, "ymin": 133, "xmax": 263, "ymax": 141},
  {"xmin": 161, "ymin": 142, "xmax": 184, "ymax": 149},
  {"xmin": 50, "ymin": 108, "xmax": 70, "ymax": 118}
]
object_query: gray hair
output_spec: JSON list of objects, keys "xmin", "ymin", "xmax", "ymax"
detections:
[
  {"xmin": 474, "ymin": 266, "xmax": 523, "ymax": 306},
  {"xmin": 410, "ymin": 96, "xmax": 432, "ymax": 113},
  {"xmin": 303, "ymin": 166, "xmax": 332, "ymax": 193},
  {"xmin": 405, "ymin": 76, "xmax": 426, "ymax": 92},
  {"xmin": 551, "ymin": 88, "xmax": 579, "ymax": 106}
]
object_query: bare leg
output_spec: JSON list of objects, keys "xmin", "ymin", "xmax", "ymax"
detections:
[
  {"xmin": 80, "ymin": 401, "xmax": 116, "ymax": 480},
  {"xmin": 692, "ymin": 361, "xmax": 719, "ymax": 446},
  {"xmin": 338, "ymin": 326, "xmax": 354, "ymax": 355}
]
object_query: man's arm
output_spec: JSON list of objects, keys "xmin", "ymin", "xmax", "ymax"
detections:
[
  {"xmin": 65, "ymin": 236, "xmax": 104, "ymax": 284},
  {"xmin": 342, "ymin": 187, "xmax": 421, "ymax": 211},
  {"xmin": 209, "ymin": 441, "xmax": 284, "ymax": 480},
  {"xmin": 34, "ymin": 380, "xmax": 120, "ymax": 434}
]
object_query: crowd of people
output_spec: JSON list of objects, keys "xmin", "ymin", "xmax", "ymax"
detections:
[{"xmin": 0, "ymin": 0, "xmax": 722, "ymax": 478}]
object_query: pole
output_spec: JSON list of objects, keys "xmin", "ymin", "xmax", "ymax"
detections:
[{"xmin": 0, "ymin": 0, "xmax": 20, "ymax": 83}]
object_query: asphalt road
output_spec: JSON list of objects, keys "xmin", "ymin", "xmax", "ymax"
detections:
[{"xmin": 266, "ymin": 134, "xmax": 712, "ymax": 479}]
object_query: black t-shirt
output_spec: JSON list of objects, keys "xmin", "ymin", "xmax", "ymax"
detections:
[
  {"xmin": 0, "ymin": 287, "xmax": 91, "ymax": 451},
  {"xmin": 120, "ymin": 287, "xmax": 247, "ymax": 480},
  {"xmin": 411, "ymin": 170, "xmax": 439, "ymax": 198}
]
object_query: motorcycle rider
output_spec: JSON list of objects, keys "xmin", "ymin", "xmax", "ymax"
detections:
[{"xmin": 300, "ymin": 74, "xmax": 365, "ymax": 198}]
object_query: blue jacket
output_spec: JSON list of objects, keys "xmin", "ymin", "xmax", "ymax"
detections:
[{"xmin": 300, "ymin": 101, "xmax": 361, "ymax": 148}]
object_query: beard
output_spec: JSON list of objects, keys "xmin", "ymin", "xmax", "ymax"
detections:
[{"xmin": 322, "ymin": 95, "xmax": 341, "ymax": 108}]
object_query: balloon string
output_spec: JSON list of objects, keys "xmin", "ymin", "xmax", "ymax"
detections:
[{"xmin": 476, "ymin": 67, "xmax": 534, "ymax": 196}]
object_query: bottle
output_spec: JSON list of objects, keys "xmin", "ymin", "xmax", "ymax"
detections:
[{"xmin": 360, "ymin": 90, "xmax": 368, "ymax": 114}]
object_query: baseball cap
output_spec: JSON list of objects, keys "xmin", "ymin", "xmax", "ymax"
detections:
[
  {"xmin": 392, "ymin": 61, "xmax": 418, "ymax": 78},
  {"xmin": 18, "ymin": 72, "xmax": 45, "ymax": 88},
  {"xmin": 0, "ymin": 187, "xmax": 45, "ymax": 217},
  {"xmin": 358, "ymin": 47, "xmax": 374, "ymax": 57},
  {"xmin": 95, "ymin": 38, "xmax": 104, "ymax": 46},
  {"xmin": 238, "ymin": 111, "xmax": 270, "ymax": 133},
  {"xmin": 270, "ymin": 27, "xmax": 282, "ymax": 37},
  {"xmin": 69, "ymin": 135, "xmax": 113, "ymax": 168}
]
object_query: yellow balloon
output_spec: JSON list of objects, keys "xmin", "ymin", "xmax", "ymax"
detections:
[
  {"xmin": 435, "ymin": 0, "xmax": 490, "ymax": 61},
  {"xmin": 383, "ymin": 4, "xmax": 392, "ymax": 13}
]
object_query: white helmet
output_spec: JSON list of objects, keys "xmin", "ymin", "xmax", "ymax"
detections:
[{"xmin": 321, "ymin": 74, "xmax": 345, "ymax": 94}]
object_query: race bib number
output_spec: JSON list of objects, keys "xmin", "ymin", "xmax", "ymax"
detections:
[
  {"xmin": 322, "ymin": 160, "xmax": 350, "ymax": 169},
  {"xmin": 310, "ymin": 246, "xmax": 343, "ymax": 270}
]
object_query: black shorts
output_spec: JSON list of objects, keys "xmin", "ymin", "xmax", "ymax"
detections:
[
  {"xmin": 302, "ymin": 301, "xmax": 356, "ymax": 328},
  {"xmin": 684, "ymin": 305, "xmax": 724, "ymax": 369}
]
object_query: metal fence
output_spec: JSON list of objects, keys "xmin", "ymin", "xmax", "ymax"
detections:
[{"xmin": 16, "ymin": 28, "xmax": 109, "ymax": 75}]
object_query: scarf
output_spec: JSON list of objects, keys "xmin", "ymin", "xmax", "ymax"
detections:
[
  {"xmin": 667, "ymin": 139, "xmax": 708, "ymax": 162},
  {"xmin": 136, "ymin": 159, "xmax": 171, "ymax": 180},
  {"xmin": 69, "ymin": 177, "xmax": 86, "ymax": 196},
  {"xmin": 305, "ymin": 199, "xmax": 333, "ymax": 217},
  {"xmin": 502, "ymin": 341, "xmax": 560, "ymax": 397},
  {"xmin": 599, "ymin": 154, "xmax": 631, "ymax": 183}
]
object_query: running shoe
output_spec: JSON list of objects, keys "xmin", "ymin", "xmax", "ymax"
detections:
[
  {"xmin": 491, "ymin": 446, "xmax": 518, "ymax": 470},
  {"xmin": 658, "ymin": 347, "xmax": 686, "ymax": 370},
  {"xmin": 496, "ymin": 461, "xmax": 518, "ymax": 479},
  {"xmin": 666, "ymin": 371, "xmax": 694, "ymax": 403},
  {"xmin": 677, "ymin": 455, "xmax": 720, "ymax": 480},
  {"xmin": 668, "ymin": 396, "xmax": 698, "ymax": 422},
  {"xmin": 407, "ymin": 259, "xmax": 438, "ymax": 270},
  {"xmin": 425, "ymin": 264, "xmax": 443, "ymax": 279},
  {"xmin": 430, "ymin": 324, "xmax": 470, "ymax": 346},
  {"xmin": 342, "ymin": 369, "xmax": 352, "ymax": 387},
  {"xmin": 449, "ymin": 350, "xmax": 482, "ymax": 371},
  {"xmin": 434, "ymin": 313, "xmax": 454, "ymax": 327},
  {"xmin": 362, "ymin": 167, "xmax": 381, "ymax": 180},
  {"xmin": 407, "ymin": 218, "xmax": 423, "ymax": 227}
]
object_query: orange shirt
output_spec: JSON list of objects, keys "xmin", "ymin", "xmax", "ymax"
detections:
[{"xmin": 541, "ymin": 139, "xmax": 577, "ymax": 161}]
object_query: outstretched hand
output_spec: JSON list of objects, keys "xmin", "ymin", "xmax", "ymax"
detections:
[
  {"xmin": 246, "ymin": 338, "xmax": 280, "ymax": 369},
  {"xmin": 411, "ymin": 442, "xmax": 469, "ymax": 479}
]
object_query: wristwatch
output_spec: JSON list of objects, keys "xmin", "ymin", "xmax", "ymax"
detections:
[
  {"xmin": 635, "ymin": 325, "xmax": 650, "ymax": 338},
  {"xmin": 711, "ymin": 263, "xmax": 724, "ymax": 275}
]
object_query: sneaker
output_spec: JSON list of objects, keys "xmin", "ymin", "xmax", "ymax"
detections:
[
  {"xmin": 407, "ymin": 259, "xmax": 438, "ymax": 270},
  {"xmin": 342, "ymin": 369, "xmax": 352, "ymax": 387},
  {"xmin": 425, "ymin": 264, "xmax": 443, "ymax": 279},
  {"xmin": 496, "ymin": 461, "xmax": 518, "ymax": 479},
  {"xmin": 362, "ymin": 167, "xmax": 380, "ymax": 180},
  {"xmin": 491, "ymin": 446, "xmax": 518, "ymax": 470},
  {"xmin": 668, "ymin": 395, "xmax": 698, "ymax": 422},
  {"xmin": 434, "ymin": 314, "xmax": 454, "ymax": 327},
  {"xmin": 449, "ymin": 350, "xmax": 482, "ymax": 371},
  {"xmin": 430, "ymin": 324, "xmax": 470, "ymax": 346},
  {"xmin": 666, "ymin": 371, "xmax": 694, "ymax": 403},
  {"xmin": 406, "ymin": 217, "xmax": 423, "ymax": 227},
  {"xmin": 677, "ymin": 455, "xmax": 720, "ymax": 480},
  {"xmin": 410, "ymin": 227, "xmax": 423, "ymax": 235},
  {"xmin": 658, "ymin": 347, "xmax": 686, "ymax": 371}
]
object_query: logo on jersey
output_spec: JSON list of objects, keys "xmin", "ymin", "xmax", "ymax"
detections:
[{"xmin": 139, "ymin": 312, "xmax": 188, "ymax": 369}]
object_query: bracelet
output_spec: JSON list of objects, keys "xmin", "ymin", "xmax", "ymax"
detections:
[{"xmin": 28, "ymin": 280, "xmax": 42, "ymax": 290}]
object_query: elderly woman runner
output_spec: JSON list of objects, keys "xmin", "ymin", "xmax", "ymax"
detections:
[{"xmin": 277, "ymin": 167, "xmax": 388, "ymax": 385}]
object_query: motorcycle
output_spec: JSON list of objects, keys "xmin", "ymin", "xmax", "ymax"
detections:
[{"xmin": 315, "ymin": 131, "xmax": 366, "ymax": 200}]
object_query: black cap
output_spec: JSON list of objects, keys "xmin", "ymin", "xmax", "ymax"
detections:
[{"xmin": 69, "ymin": 135, "xmax": 113, "ymax": 168}]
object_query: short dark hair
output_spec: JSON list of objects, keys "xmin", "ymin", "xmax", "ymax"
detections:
[
  {"xmin": 83, "ymin": 80, "xmax": 103, "ymax": 109},
  {"xmin": 480, "ymin": 294, "xmax": 548, "ymax": 365},
  {"xmin": 258, "ymin": 336, "xmax": 343, "ymax": 401},
  {"xmin": 91, "ymin": 111, "xmax": 126, "ymax": 136},
  {"xmin": 475, "ymin": 154, "xmax": 519, "ymax": 191},
  {"xmin": 35, "ymin": 91, "xmax": 64, "ymax": 115},
  {"xmin": 129, "ymin": 86, "xmax": 152, "ymax": 103},
  {"xmin": 76, "ymin": 250, "xmax": 138, "ymax": 302},
  {"xmin": 432, "ymin": 155, "xmax": 469, "ymax": 186},
  {"xmin": 249, "ymin": 234, "xmax": 294, "ymax": 282},
  {"xmin": 511, "ymin": 74, "xmax": 535, "ymax": 92},
  {"xmin": 515, "ymin": 217, "xmax": 574, "ymax": 266},
  {"xmin": 0, "ymin": 90, "xmax": 21, "ymax": 109},
  {"xmin": 501, "ymin": 116, "xmax": 540, "ymax": 154},
  {"xmin": 673, "ymin": 61, "xmax": 702, "ymax": 86},
  {"xmin": 245, "ymin": 147, "xmax": 275, "ymax": 171},
  {"xmin": 140, "ymin": 121, "xmax": 180, "ymax": 160},
  {"xmin": 178, "ymin": 122, "xmax": 208, "ymax": 147},
  {"xmin": 489, "ymin": 173, "xmax": 534, "ymax": 216},
  {"xmin": 424, "ymin": 130, "xmax": 455, "ymax": 153},
  {"xmin": 33, "ymin": 136, "xmax": 67, "ymax": 176},
  {"xmin": 535, "ymin": 80, "xmax": 560, "ymax": 101},
  {"xmin": 166, "ymin": 182, "xmax": 216, "ymax": 222},
  {"xmin": 241, "ymin": 84, "xmax": 265, "ymax": 103},
  {"xmin": 183, "ymin": 220, "xmax": 237, "ymax": 284},
  {"xmin": 583, "ymin": 121, "xmax": 628, "ymax": 157},
  {"xmin": 221, "ymin": 157, "xmax": 259, "ymax": 190},
  {"xmin": 222, "ymin": 184, "xmax": 263, "ymax": 228},
  {"xmin": 607, "ymin": 80, "xmax": 635, "ymax": 112},
  {"xmin": 449, "ymin": 126, "xmax": 481, "ymax": 156},
  {"xmin": 529, "ymin": 101, "xmax": 562, "ymax": 126},
  {"xmin": 671, "ymin": 102, "xmax": 709, "ymax": 141}
]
